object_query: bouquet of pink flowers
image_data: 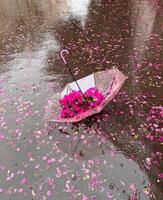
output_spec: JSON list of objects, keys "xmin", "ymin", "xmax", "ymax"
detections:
[{"xmin": 59, "ymin": 87, "xmax": 105, "ymax": 118}]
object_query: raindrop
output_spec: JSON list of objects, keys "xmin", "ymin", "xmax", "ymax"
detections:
[
  {"xmin": 109, "ymin": 183, "xmax": 115, "ymax": 190},
  {"xmin": 79, "ymin": 150, "xmax": 86, "ymax": 157},
  {"xmin": 120, "ymin": 163, "xmax": 124, "ymax": 167},
  {"xmin": 72, "ymin": 175, "xmax": 77, "ymax": 181}
]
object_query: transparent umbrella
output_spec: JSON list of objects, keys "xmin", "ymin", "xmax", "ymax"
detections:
[{"xmin": 45, "ymin": 49, "xmax": 127, "ymax": 123}]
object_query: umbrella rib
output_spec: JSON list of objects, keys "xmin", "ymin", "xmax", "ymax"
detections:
[
  {"xmin": 100, "ymin": 144, "xmax": 105, "ymax": 155},
  {"xmin": 48, "ymin": 99, "xmax": 58, "ymax": 105},
  {"xmin": 72, "ymin": 136, "xmax": 81, "ymax": 157},
  {"xmin": 107, "ymin": 76, "xmax": 116, "ymax": 95},
  {"xmin": 67, "ymin": 84, "xmax": 73, "ymax": 93}
]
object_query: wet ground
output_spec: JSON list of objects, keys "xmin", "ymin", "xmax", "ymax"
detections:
[{"xmin": 0, "ymin": 0, "xmax": 163, "ymax": 199}]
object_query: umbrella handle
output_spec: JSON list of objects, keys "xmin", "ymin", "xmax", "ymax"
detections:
[{"xmin": 60, "ymin": 49, "xmax": 69, "ymax": 64}]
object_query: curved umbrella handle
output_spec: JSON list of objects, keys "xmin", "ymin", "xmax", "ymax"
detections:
[{"xmin": 60, "ymin": 49, "xmax": 69, "ymax": 64}]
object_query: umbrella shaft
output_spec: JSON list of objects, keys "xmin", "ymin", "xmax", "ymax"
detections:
[{"xmin": 66, "ymin": 64, "xmax": 88, "ymax": 104}]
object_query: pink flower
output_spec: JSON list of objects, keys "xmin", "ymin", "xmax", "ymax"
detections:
[
  {"xmin": 20, "ymin": 178, "xmax": 27, "ymax": 185},
  {"xmin": 159, "ymin": 136, "xmax": 163, "ymax": 142},
  {"xmin": 82, "ymin": 195, "xmax": 88, "ymax": 200},
  {"xmin": 59, "ymin": 88, "xmax": 104, "ymax": 118},
  {"xmin": 158, "ymin": 173, "xmax": 163, "ymax": 179}
]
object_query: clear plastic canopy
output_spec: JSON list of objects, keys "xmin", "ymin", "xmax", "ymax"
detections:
[{"xmin": 45, "ymin": 68, "xmax": 127, "ymax": 123}]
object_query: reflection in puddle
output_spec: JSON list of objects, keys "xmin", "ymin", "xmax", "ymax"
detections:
[
  {"xmin": 0, "ymin": 0, "xmax": 92, "ymax": 28},
  {"xmin": 51, "ymin": 121, "xmax": 152, "ymax": 199},
  {"xmin": 2, "ymin": 33, "xmax": 60, "ymax": 85},
  {"xmin": 67, "ymin": 0, "xmax": 91, "ymax": 26},
  {"xmin": 133, "ymin": 0, "xmax": 157, "ymax": 63}
]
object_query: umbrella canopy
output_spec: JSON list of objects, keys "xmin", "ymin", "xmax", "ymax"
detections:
[{"xmin": 45, "ymin": 68, "xmax": 127, "ymax": 123}]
